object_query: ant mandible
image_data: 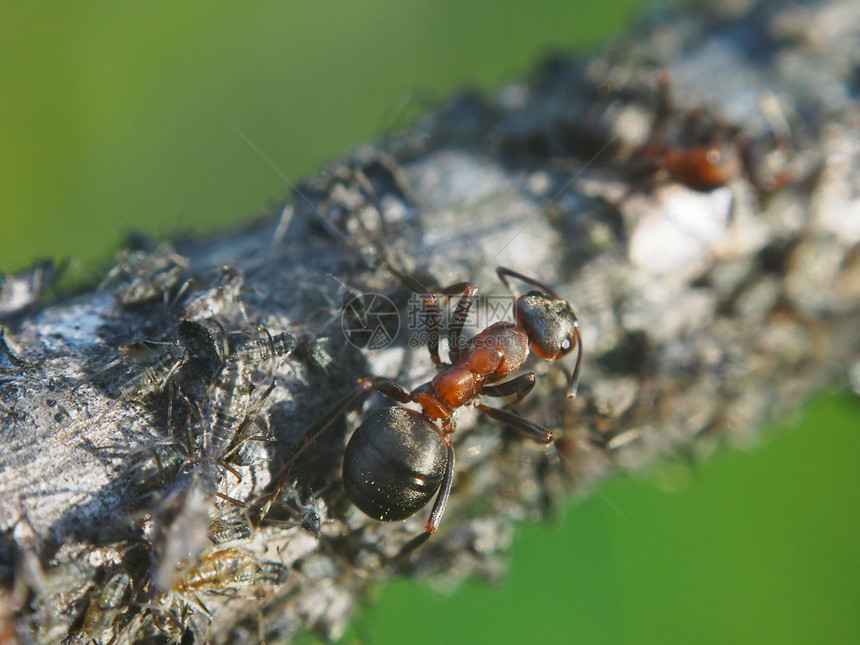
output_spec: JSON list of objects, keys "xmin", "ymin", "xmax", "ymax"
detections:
[{"xmin": 262, "ymin": 267, "xmax": 582, "ymax": 551}]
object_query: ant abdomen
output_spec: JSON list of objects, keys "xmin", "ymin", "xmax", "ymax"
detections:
[{"xmin": 343, "ymin": 407, "xmax": 447, "ymax": 522}]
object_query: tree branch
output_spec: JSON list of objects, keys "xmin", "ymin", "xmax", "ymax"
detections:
[{"xmin": 2, "ymin": 0, "xmax": 859, "ymax": 642}]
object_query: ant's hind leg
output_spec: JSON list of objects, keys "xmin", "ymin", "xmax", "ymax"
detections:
[
  {"xmin": 258, "ymin": 376, "xmax": 413, "ymax": 521},
  {"xmin": 396, "ymin": 435, "xmax": 455, "ymax": 558},
  {"xmin": 257, "ymin": 381, "xmax": 369, "ymax": 520}
]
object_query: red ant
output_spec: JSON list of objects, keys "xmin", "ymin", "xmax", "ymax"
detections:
[
  {"xmin": 261, "ymin": 267, "xmax": 582, "ymax": 551},
  {"xmin": 629, "ymin": 70, "xmax": 742, "ymax": 193}
]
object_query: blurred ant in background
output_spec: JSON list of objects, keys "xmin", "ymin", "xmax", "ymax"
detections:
[
  {"xmin": 624, "ymin": 70, "xmax": 742, "ymax": 193},
  {"xmin": 623, "ymin": 69, "xmax": 802, "ymax": 196}
]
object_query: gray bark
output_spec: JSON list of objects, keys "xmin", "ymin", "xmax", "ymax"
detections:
[{"xmin": 2, "ymin": 0, "xmax": 859, "ymax": 642}]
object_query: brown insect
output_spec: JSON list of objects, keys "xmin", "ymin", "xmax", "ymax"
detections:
[{"xmin": 262, "ymin": 267, "xmax": 582, "ymax": 551}]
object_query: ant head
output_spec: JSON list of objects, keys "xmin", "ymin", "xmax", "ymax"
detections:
[
  {"xmin": 516, "ymin": 292, "xmax": 579, "ymax": 359},
  {"xmin": 516, "ymin": 291, "xmax": 583, "ymax": 397}
]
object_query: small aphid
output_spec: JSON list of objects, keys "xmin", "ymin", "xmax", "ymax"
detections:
[
  {"xmin": 149, "ymin": 603, "xmax": 190, "ymax": 644},
  {"xmin": 73, "ymin": 339, "xmax": 190, "ymax": 435},
  {"xmin": 155, "ymin": 547, "xmax": 286, "ymax": 637},
  {"xmin": 119, "ymin": 441, "xmax": 187, "ymax": 495},
  {"xmin": 172, "ymin": 547, "xmax": 261, "ymax": 598},
  {"xmin": 207, "ymin": 516, "xmax": 252, "ymax": 546},
  {"xmin": 171, "ymin": 318, "xmax": 231, "ymax": 434},
  {"xmin": 226, "ymin": 327, "xmax": 296, "ymax": 365},
  {"xmin": 299, "ymin": 498, "xmax": 323, "ymax": 538},
  {"xmin": 151, "ymin": 467, "xmax": 219, "ymax": 593},
  {"xmin": 202, "ymin": 324, "xmax": 293, "ymax": 461},
  {"xmin": 183, "ymin": 266, "xmax": 245, "ymax": 319},
  {"xmin": 114, "ymin": 341, "xmax": 189, "ymax": 401},
  {"xmin": 270, "ymin": 489, "xmax": 327, "ymax": 538},
  {"xmin": 203, "ymin": 356, "xmax": 256, "ymax": 460},
  {"xmin": 0, "ymin": 327, "xmax": 30, "ymax": 372},
  {"xmin": 79, "ymin": 570, "xmax": 133, "ymax": 640},
  {"xmin": 81, "ymin": 321, "xmax": 219, "ymax": 415},
  {"xmin": 101, "ymin": 245, "xmax": 190, "ymax": 307},
  {"xmin": 149, "ymin": 548, "xmax": 284, "ymax": 642},
  {"xmin": 0, "ymin": 258, "xmax": 58, "ymax": 319},
  {"xmin": 177, "ymin": 318, "xmax": 229, "ymax": 379}
]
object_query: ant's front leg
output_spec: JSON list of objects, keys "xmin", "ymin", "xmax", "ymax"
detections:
[
  {"xmin": 419, "ymin": 292, "xmax": 443, "ymax": 366},
  {"xmin": 402, "ymin": 278, "xmax": 479, "ymax": 368},
  {"xmin": 447, "ymin": 284, "xmax": 478, "ymax": 362},
  {"xmin": 398, "ymin": 273, "xmax": 444, "ymax": 366},
  {"xmin": 403, "ymin": 275, "xmax": 473, "ymax": 366}
]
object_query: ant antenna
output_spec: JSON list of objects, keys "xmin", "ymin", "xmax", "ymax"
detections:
[{"xmin": 567, "ymin": 322, "xmax": 583, "ymax": 399}]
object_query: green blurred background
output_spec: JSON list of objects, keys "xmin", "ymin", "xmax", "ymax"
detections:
[{"xmin": 2, "ymin": 3, "xmax": 858, "ymax": 643}]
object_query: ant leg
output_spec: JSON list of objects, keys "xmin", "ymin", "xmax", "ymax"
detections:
[
  {"xmin": 448, "ymin": 285, "xmax": 478, "ymax": 362},
  {"xmin": 423, "ymin": 293, "xmax": 443, "ymax": 366},
  {"xmin": 258, "ymin": 382, "xmax": 369, "ymax": 518},
  {"xmin": 220, "ymin": 413, "xmax": 272, "ymax": 463},
  {"xmin": 397, "ymin": 434, "xmax": 455, "ymax": 557},
  {"xmin": 476, "ymin": 402, "xmax": 553, "ymax": 443},
  {"xmin": 480, "ymin": 373, "xmax": 536, "ymax": 403},
  {"xmin": 649, "ymin": 69, "xmax": 672, "ymax": 149},
  {"xmin": 393, "ymin": 272, "xmax": 443, "ymax": 365},
  {"xmin": 366, "ymin": 376, "xmax": 413, "ymax": 404},
  {"xmin": 567, "ymin": 325, "xmax": 583, "ymax": 399},
  {"xmin": 259, "ymin": 376, "xmax": 412, "ymax": 519},
  {"xmin": 496, "ymin": 267, "xmax": 562, "ymax": 300},
  {"xmin": 215, "ymin": 491, "xmax": 248, "ymax": 508},
  {"xmin": 242, "ymin": 378, "xmax": 277, "ymax": 424},
  {"xmin": 426, "ymin": 281, "xmax": 471, "ymax": 364},
  {"xmin": 425, "ymin": 435, "xmax": 455, "ymax": 533},
  {"xmin": 219, "ymin": 462, "xmax": 243, "ymax": 487},
  {"xmin": 400, "ymin": 275, "xmax": 471, "ymax": 366}
]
